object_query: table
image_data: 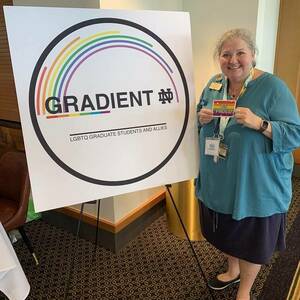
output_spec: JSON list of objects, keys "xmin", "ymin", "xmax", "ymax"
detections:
[{"xmin": 0, "ymin": 223, "xmax": 30, "ymax": 300}]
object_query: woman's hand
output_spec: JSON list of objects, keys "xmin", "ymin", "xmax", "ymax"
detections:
[
  {"xmin": 198, "ymin": 108, "xmax": 213, "ymax": 125},
  {"xmin": 234, "ymin": 107, "xmax": 261, "ymax": 130}
]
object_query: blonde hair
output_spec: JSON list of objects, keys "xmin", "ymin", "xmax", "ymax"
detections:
[{"xmin": 214, "ymin": 28, "xmax": 257, "ymax": 66}]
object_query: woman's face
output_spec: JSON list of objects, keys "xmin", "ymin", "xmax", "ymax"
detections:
[{"xmin": 219, "ymin": 38, "xmax": 254, "ymax": 84}]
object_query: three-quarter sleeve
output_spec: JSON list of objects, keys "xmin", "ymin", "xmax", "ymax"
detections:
[
  {"xmin": 269, "ymin": 82, "xmax": 300, "ymax": 153},
  {"xmin": 196, "ymin": 90, "xmax": 208, "ymax": 132}
]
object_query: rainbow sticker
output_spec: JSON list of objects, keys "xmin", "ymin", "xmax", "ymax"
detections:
[{"xmin": 212, "ymin": 100, "xmax": 236, "ymax": 117}]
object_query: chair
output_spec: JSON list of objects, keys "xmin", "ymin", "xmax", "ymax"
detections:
[{"xmin": 0, "ymin": 151, "xmax": 38, "ymax": 265}]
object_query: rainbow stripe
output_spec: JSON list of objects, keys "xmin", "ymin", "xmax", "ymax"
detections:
[
  {"xmin": 36, "ymin": 31, "xmax": 178, "ymax": 117},
  {"xmin": 46, "ymin": 110, "xmax": 110, "ymax": 119},
  {"xmin": 213, "ymin": 100, "xmax": 236, "ymax": 110}
]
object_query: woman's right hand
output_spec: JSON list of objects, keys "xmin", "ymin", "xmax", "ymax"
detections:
[{"xmin": 198, "ymin": 108, "xmax": 213, "ymax": 125}]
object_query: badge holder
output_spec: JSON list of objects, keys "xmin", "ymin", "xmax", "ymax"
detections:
[
  {"xmin": 218, "ymin": 141, "xmax": 228, "ymax": 159},
  {"xmin": 205, "ymin": 137, "xmax": 220, "ymax": 155}
]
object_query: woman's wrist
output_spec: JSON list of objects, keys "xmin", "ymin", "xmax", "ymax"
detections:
[
  {"xmin": 255, "ymin": 117, "xmax": 263, "ymax": 131},
  {"xmin": 257, "ymin": 118, "xmax": 272, "ymax": 139}
]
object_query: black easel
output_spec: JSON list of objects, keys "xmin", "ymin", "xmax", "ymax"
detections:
[
  {"xmin": 94, "ymin": 199, "xmax": 101, "ymax": 250},
  {"xmin": 165, "ymin": 184, "xmax": 215, "ymax": 300},
  {"xmin": 63, "ymin": 191, "xmax": 215, "ymax": 300},
  {"xmin": 63, "ymin": 199, "xmax": 101, "ymax": 300}
]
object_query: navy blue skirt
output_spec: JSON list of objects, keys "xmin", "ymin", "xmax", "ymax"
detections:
[{"xmin": 199, "ymin": 201, "xmax": 286, "ymax": 264}]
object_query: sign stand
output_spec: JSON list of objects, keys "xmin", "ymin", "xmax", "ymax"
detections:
[
  {"xmin": 63, "ymin": 199, "xmax": 102, "ymax": 300},
  {"xmin": 63, "ymin": 190, "xmax": 215, "ymax": 300},
  {"xmin": 95, "ymin": 199, "xmax": 101, "ymax": 251},
  {"xmin": 166, "ymin": 184, "xmax": 215, "ymax": 300},
  {"xmin": 63, "ymin": 203, "xmax": 84, "ymax": 300}
]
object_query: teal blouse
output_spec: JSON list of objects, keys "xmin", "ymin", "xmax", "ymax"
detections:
[{"xmin": 196, "ymin": 72, "xmax": 300, "ymax": 220}]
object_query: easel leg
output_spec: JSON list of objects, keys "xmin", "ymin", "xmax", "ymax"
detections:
[
  {"xmin": 95, "ymin": 199, "xmax": 101, "ymax": 250},
  {"xmin": 64, "ymin": 202, "xmax": 85, "ymax": 300},
  {"xmin": 18, "ymin": 226, "xmax": 39, "ymax": 265},
  {"xmin": 165, "ymin": 185, "xmax": 215, "ymax": 300}
]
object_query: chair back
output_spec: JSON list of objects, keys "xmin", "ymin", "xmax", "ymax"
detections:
[{"xmin": 0, "ymin": 151, "xmax": 30, "ymax": 231}]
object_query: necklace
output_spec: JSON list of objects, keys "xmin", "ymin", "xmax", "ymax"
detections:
[
  {"xmin": 227, "ymin": 68, "xmax": 255, "ymax": 99},
  {"xmin": 228, "ymin": 86, "xmax": 242, "ymax": 99}
]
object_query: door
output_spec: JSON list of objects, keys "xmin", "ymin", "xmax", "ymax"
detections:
[{"xmin": 274, "ymin": 0, "xmax": 300, "ymax": 163}]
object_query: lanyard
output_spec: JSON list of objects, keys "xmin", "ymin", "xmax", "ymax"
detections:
[{"xmin": 218, "ymin": 68, "xmax": 254, "ymax": 138}]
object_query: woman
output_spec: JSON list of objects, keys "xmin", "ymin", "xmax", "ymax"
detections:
[{"xmin": 196, "ymin": 28, "xmax": 300, "ymax": 300}]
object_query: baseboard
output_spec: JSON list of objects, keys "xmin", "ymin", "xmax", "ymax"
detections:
[{"xmin": 42, "ymin": 191, "xmax": 165, "ymax": 253}]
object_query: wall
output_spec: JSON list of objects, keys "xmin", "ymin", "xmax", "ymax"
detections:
[
  {"xmin": 0, "ymin": 0, "xmax": 18, "ymax": 121},
  {"xmin": 275, "ymin": 0, "xmax": 300, "ymax": 96},
  {"xmin": 183, "ymin": 0, "xmax": 259, "ymax": 99},
  {"xmin": 7, "ymin": 0, "xmax": 280, "ymax": 224},
  {"xmin": 73, "ymin": 187, "xmax": 164, "ymax": 223},
  {"xmin": 12, "ymin": 0, "xmax": 279, "ymax": 101},
  {"xmin": 255, "ymin": 0, "xmax": 280, "ymax": 73},
  {"xmin": 274, "ymin": 0, "xmax": 300, "ymax": 164},
  {"xmin": 12, "ymin": 0, "xmax": 171, "ymax": 224},
  {"xmin": 13, "ymin": 0, "xmax": 99, "ymax": 8},
  {"xmin": 98, "ymin": 0, "xmax": 183, "ymax": 223},
  {"xmin": 97, "ymin": 0, "xmax": 280, "ymax": 221},
  {"xmin": 100, "ymin": 0, "xmax": 182, "ymax": 11}
]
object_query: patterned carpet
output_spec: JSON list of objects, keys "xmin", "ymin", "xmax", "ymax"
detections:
[{"xmin": 1, "ymin": 178, "xmax": 300, "ymax": 300}]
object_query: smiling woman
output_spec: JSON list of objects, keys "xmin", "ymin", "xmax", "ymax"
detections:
[
  {"xmin": 219, "ymin": 39, "xmax": 254, "ymax": 85},
  {"xmin": 196, "ymin": 28, "xmax": 300, "ymax": 300}
]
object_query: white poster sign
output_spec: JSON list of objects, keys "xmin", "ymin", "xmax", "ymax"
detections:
[{"xmin": 4, "ymin": 6, "xmax": 198, "ymax": 212}]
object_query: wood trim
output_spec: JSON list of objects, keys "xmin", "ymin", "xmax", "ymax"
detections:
[
  {"xmin": 296, "ymin": 62, "xmax": 300, "ymax": 107},
  {"xmin": 273, "ymin": 0, "xmax": 284, "ymax": 75},
  {"xmin": 57, "ymin": 190, "xmax": 166, "ymax": 233},
  {"xmin": 56, "ymin": 206, "xmax": 114, "ymax": 232},
  {"xmin": 0, "ymin": 0, "xmax": 20, "ymax": 122},
  {"xmin": 115, "ymin": 191, "xmax": 165, "ymax": 232},
  {"xmin": 287, "ymin": 261, "xmax": 300, "ymax": 300},
  {"xmin": 0, "ymin": 119, "xmax": 21, "ymax": 129},
  {"xmin": 295, "ymin": 63, "xmax": 300, "ymax": 162},
  {"xmin": 274, "ymin": 0, "xmax": 300, "ymax": 164}
]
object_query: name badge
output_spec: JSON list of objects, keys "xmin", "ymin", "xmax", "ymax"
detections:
[
  {"xmin": 205, "ymin": 137, "xmax": 220, "ymax": 156},
  {"xmin": 209, "ymin": 82, "xmax": 222, "ymax": 91},
  {"xmin": 218, "ymin": 142, "xmax": 228, "ymax": 159}
]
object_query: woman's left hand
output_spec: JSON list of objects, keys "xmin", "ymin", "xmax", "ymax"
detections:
[{"xmin": 234, "ymin": 107, "xmax": 261, "ymax": 130}]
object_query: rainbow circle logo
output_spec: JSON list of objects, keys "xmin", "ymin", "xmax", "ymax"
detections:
[{"xmin": 29, "ymin": 18, "xmax": 189, "ymax": 186}]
